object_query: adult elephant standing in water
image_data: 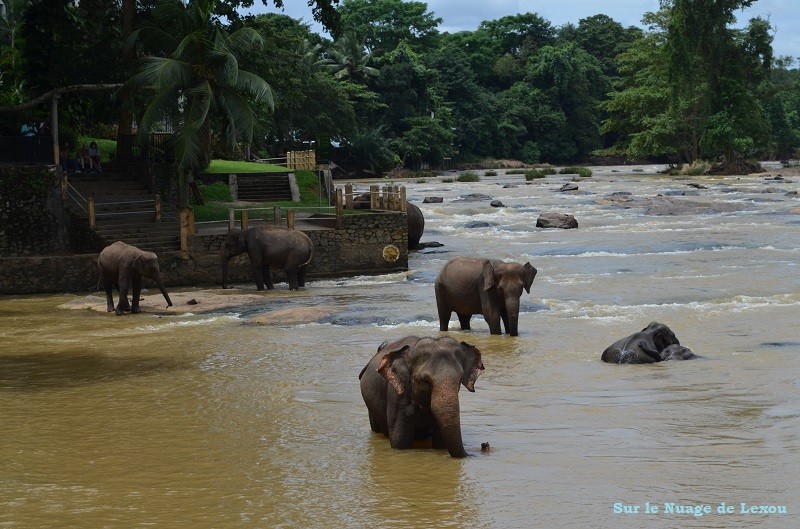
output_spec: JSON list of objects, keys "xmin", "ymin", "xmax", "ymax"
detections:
[
  {"xmin": 220, "ymin": 226, "xmax": 313, "ymax": 290},
  {"xmin": 97, "ymin": 241, "xmax": 173, "ymax": 315},
  {"xmin": 435, "ymin": 257, "xmax": 537, "ymax": 336},
  {"xmin": 406, "ymin": 201, "xmax": 424, "ymax": 250},
  {"xmin": 359, "ymin": 336, "xmax": 485, "ymax": 458}
]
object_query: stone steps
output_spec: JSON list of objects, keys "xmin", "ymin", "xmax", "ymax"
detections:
[{"xmin": 236, "ymin": 174, "xmax": 292, "ymax": 201}]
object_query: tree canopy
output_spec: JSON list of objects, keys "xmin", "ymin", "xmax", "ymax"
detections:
[{"xmin": 2, "ymin": 0, "xmax": 798, "ymax": 173}]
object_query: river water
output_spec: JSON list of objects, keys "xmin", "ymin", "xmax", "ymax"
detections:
[{"xmin": 2, "ymin": 167, "xmax": 799, "ymax": 528}]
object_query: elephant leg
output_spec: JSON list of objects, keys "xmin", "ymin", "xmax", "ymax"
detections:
[
  {"xmin": 285, "ymin": 265, "xmax": 299, "ymax": 290},
  {"xmin": 103, "ymin": 278, "xmax": 115, "ymax": 312},
  {"xmin": 250, "ymin": 260, "xmax": 265, "ymax": 290},
  {"xmin": 262, "ymin": 265, "xmax": 274, "ymax": 289},
  {"xmin": 484, "ymin": 311, "xmax": 503, "ymax": 335},
  {"xmin": 457, "ymin": 313, "xmax": 472, "ymax": 331},
  {"xmin": 297, "ymin": 265, "xmax": 308, "ymax": 287},
  {"xmin": 435, "ymin": 287, "xmax": 452, "ymax": 331},
  {"xmin": 130, "ymin": 276, "xmax": 143, "ymax": 313},
  {"xmin": 116, "ymin": 279, "xmax": 131, "ymax": 315}
]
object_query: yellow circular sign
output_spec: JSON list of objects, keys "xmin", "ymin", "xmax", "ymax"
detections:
[{"xmin": 382, "ymin": 244, "xmax": 400, "ymax": 262}]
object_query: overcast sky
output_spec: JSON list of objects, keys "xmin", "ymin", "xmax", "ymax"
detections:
[{"xmin": 240, "ymin": 0, "xmax": 799, "ymax": 61}]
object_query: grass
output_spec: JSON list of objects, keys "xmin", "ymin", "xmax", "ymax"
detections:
[
  {"xmin": 457, "ymin": 171, "xmax": 480, "ymax": 182},
  {"xmin": 193, "ymin": 170, "xmax": 330, "ymax": 222},
  {"xmin": 484, "ymin": 170, "xmax": 497, "ymax": 176},
  {"xmin": 80, "ymin": 137, "xmax": 117, "ymax": 163},
  {"xmin": 524, "ymin": 169, "xmax": 548, "ymax": 180},
  {"xmin": 205, "ymin": 159, "xmax": 288, "ymax": 173},
  {"xmin": 559, "ymin": 166, "xmax": 593, "ymax": 178},
  {"xmin": 506, "ymin": 169, "xmax": 527, "ymax": 175}
]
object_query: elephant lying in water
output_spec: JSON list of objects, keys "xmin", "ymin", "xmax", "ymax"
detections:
[
  {"xmin": 601, "ymin": 322, "xmax": 698, "ymax": 363},
  {"xmin": 359, "ymin": 336, "xmax": 485, "ymax": 458}
]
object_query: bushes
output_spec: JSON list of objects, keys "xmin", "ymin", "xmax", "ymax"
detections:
[
  {"xmin": 524, "ymin": 169, "xmax": 548, "ymax": 180},
  {"xmin": 457, "ymin": 171, "xmax": 480, "ymax": 182},
  {"xmin": 559, "ymin": 166, "xmax": 593, "ymax": 178}
]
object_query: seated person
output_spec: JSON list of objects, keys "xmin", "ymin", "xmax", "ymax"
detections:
[
  {"xmin": 60, "ymin": 144, "xmax": 80, "ymax": 173},
  {"xmin": 88, "ymin": 141, "xmax": 102, "ymax": 171},
  {"xmin": 76, "ymin": 143, "xmax": 94, "ymax": 171},
  {"xmin": 21, "ymin": 120, "xmax": 37, "ymax": 137}
]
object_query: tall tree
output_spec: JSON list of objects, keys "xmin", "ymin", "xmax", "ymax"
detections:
[
  {"xmin": 663, "ymin": 0, "xmax": 772, "ymax": 164},
  {"xmin": 124, "ymin": 0, "xmax": 272, "ymax": 207},
  {"xmin": 335, "ymin": 0, "xmax": 440, "ymax": 55}
]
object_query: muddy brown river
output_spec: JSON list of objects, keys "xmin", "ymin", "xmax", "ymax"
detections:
[{"xmin": 2, "ymin": 166, "xmax": 799, "ymax": 528}]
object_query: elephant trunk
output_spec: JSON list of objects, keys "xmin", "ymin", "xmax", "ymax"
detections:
[
  {"xmin": 157, "ymin": 278, "xmax": 172, "ymax": 307},
  {"xmin": 430, "ymin": 382, "xmax": 468, "ymax": 458},
  {"xmin": 505, "ymin": 297, "xmax": 520, "ymax": 336}
]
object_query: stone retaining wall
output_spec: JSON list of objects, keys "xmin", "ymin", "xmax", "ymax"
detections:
[{"xmin": 0, "ymin": 212, "xmax": 408, "ymax": 294}]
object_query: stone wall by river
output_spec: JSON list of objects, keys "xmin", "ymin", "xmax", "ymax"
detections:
[{"xmin": 0, "ymin": 212, "xmax": 408, "ymax": 294}]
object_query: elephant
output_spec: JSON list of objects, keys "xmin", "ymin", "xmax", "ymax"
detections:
[
  {"xmin": 220, "ymin": 226, "xmax": 313, "ymax": 290},
  {"xmin": 359, "ymin": 336, "xmax": 485, "ymax": 458},
  {"xmin": 660, "ymin": 344, "xmax": 699, "ymax": 361},
  {"xmin": 97, "ymin": 241, "xmax": 172, "ymax": 316},
  {"xmin": 406, "ymin": 202, "xmax": 425, "ymax": 250},
  {"xmin": 601, "ymin": 322, "xmax": 696, "ymax": 363},
  {"xmin": 435, "ymin": 257, "xmax": 537, "ymax": 336},
  {"xmin": 352, "ymin": 193, "xmax": 424, "ymax": 250}
]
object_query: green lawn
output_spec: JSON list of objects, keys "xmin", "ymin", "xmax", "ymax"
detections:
[
  {"xmin": 205, "ymin": 159, "xmax": 287, "ymax": 173},
  {"xmin": 193, "ymin": 170, "xmax": 333, "ymax": 222},
  {"xmin": 80, "ymin": 137, "xmax": 117, "ymax": 163}
]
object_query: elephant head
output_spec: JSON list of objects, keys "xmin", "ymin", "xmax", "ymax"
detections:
[
  {"xmin": 220, "ymin": 229, "xmax": 247, "ymax": 288},
  {"xmin": 134, "ymin": 253, "xmax": 172, "ymax": 308},
  {"xmin": 376, "ymin": 337, "xmax": 484, "ymax": 458},
  {"xmin": 641, "ymin": 321, "xmax": 680, "ymax": 351},
  {"xmin": 481, "ymin": 260, "xmax": 536, "ymax": 336},
  {"xmin": 660, "ymin": 344, "xmax": 698, "ymax": 361}
]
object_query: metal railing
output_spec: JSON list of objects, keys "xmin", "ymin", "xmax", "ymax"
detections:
[{"xmin": 61, "ymin": 174, "xmax": 178, "ymax": 230}]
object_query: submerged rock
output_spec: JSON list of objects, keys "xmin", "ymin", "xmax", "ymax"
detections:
[
  {"xmin": 490, "ymin": 200, "xmax": 506, "ymax": 207},
  {"xmin": 456, "ymin": 193, "xmax": 493, "ymax": 202},
  {"xmin": 423, "ymin": 196, "xmax": 444, "ymax": 203}
]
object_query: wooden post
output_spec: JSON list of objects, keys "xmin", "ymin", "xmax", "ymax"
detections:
[
  {"xmin": 179, "ymin": 209, "xmax": 189, "ymax": 254},
  {"xmin": 61, "ymin": 173, "xmax": 67, "ymax": 201},
  {"xmin": 228, "ymin": 208, "xmax": 235, "ymax": 231},
  {"xmin": 51, "ymin": 94, "xmax": 60, "ymax": 165},
  {"xmin": 400, "ymin": 186, "xmax": 407, "ymax": 212},
  {"xmin": 336, "ymin": 187, "xmax": 344, "ymax": 216},
  {"xmin": 154, "ymin": 193, "xmax": 162, "ymax": 222},
  {"xmin": 380, "ymin": 186, "xmax": 388, "ymax": 210},
  {"xmin": 241, "ymin": 209, "xmax": 249, "ymax": 230},
  {"xmin": 188, "ymin": 209, "xmax": 195, "ymax": 236},
  {"xmin": 370, "ymin": 185, "xmax": 379, "ymax": 210},
  {"xmin": 286, "ymin": 209, "xmax": 295, "ymax": 230},
  {"xmin": 345, "ymin": 183, "xmax": 353, "ymax": 209},
  {"xmin": 87, "ymin": 198, "xmax": 95, "ymax": 230}
]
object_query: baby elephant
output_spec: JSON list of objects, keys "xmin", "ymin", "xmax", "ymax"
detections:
[
  {"xmin": 97, "ymin": 241, "xmax": 172, "ymax": 315},
  {"xmin": 435, "ymin": 256, "xmax": 537, "ymax": 336},
  {"xmin": 601, "ymin": 322, "xmax": 698, "ymax": 363},
  {"xmin": 359, "ymin": 336, "xmax": 485, "ymax": 458}
]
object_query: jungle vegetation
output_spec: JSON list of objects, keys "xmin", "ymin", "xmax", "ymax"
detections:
[{"xmin": 1, "ymin": 0, "xmax": 797, "ymax": 178}]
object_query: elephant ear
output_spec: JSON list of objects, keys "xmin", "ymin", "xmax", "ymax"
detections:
[
  {"xmin": 481, "ymin": 260, "xmax": 496, "ymax": 291},
  {"xmin": 133, "ymin": 255, "xmax": 144, "ymax": 274},
  {"xmin": 378, "ymin": 345, "xmax": 411, "ymax": 395},
  {"xmin": 459, "ymin": 341, "xmax": 485, "ymax": 392},
  {"xmin": 522, "ymin": 262, "xmax": 537, "ymax": 294}
]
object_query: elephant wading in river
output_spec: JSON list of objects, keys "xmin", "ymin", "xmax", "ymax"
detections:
[
  {"xmin": 435, "ymin": 257, "xmax": 537, "ymax": 336},
  {"xmin": 97, "ymin": 241, "xmax": 172, "ymax": 315},
  {"xmin": 359, "ymin": 336, "xmax": 485, "ymax": 458},
  {"xmin": 601, "ymin": 322, "xmax": 698, "ymax": 363},
  {"xmin": 221, "ymin": 226, "xmax": 313, "ymax": 290}
]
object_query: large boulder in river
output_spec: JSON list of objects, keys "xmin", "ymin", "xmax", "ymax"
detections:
[{"xmin": 537, "ymin": 213, "xmax": 578, "ymax": 229}]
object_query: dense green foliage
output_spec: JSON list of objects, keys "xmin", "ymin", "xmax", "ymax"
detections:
[{"xmin": 2, "ymin": 0, "xmax": 798, "ymax": 176}]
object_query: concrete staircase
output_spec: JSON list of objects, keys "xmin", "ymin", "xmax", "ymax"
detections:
[
  {"xmin": 65, "ymin": 163, "xmax": 181, "ymax": 254},
  {"xmin": 236, "ymin": 173, "xmax": 293, "ymax": 202}
]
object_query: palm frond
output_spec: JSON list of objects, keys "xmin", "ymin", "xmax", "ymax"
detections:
[
  {"xmin": 235, "ymin": 70, "xmax": 274, "ymax": 110},
  {"xmin": 216, "ymin": 86, "xmax": 260, "ymax": 145},
  {"xmin": 137, "ymin": 87, "xmax": 181, "ymax": 141}
]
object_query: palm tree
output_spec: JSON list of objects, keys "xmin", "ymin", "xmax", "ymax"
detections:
[
  {"xmin": 123, "ymin": 0, "xmax": 273, "ymax": 207},
  {"xmin": 0, "ymin": 0, "xmax": 30, "ymax": 99},
  {"xmin": 322, "ymin": 31, "xmax": 379, "ymax": 83}
]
